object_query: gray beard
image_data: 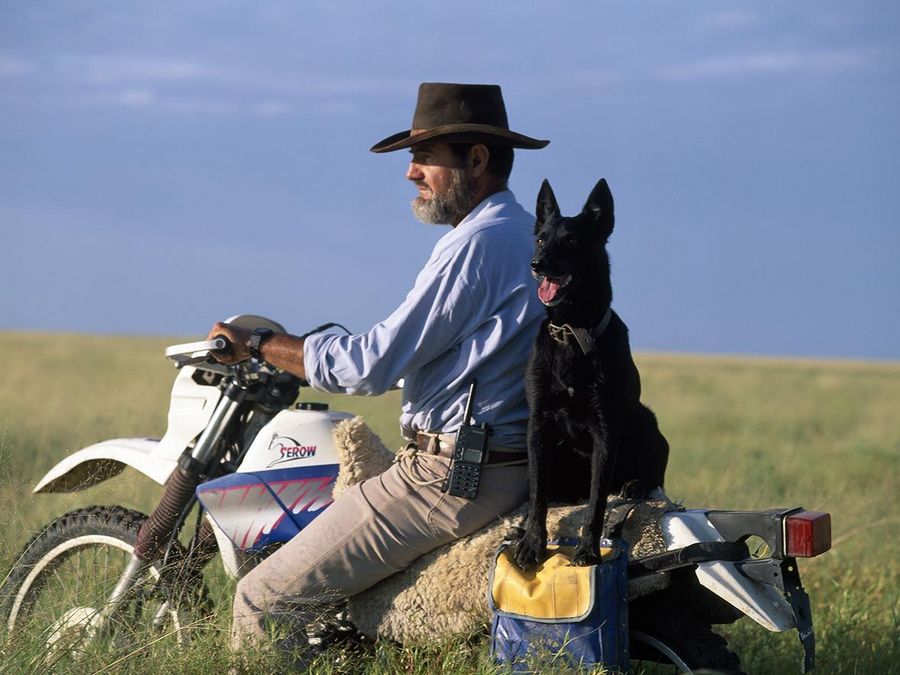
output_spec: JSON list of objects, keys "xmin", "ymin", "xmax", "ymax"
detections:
[{"xmin": 411, "ymin": 168, "xmax": 477, "ymax": 225}]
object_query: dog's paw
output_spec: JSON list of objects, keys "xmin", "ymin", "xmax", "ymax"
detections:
[
  {"xmin": 513, "ymin": 534, "xmax": 546, "ymax": 571},
  {"xmin": 571, "ymin": 545, "xmax": 602, "ymax": 567}
]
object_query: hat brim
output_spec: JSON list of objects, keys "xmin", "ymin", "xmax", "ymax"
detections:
[{"xmin": 370, "ymin": 124, "xmax": 549, "ymax": 153}]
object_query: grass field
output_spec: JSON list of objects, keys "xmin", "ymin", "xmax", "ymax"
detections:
[{"xmin": 0, "ymin": 331, "xmax": 898, "ymax": 673}]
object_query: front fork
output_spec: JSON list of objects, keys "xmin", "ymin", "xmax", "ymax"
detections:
[{"xmin": 92, "ymin": 379, "xmax": 248, "ymax": 633}]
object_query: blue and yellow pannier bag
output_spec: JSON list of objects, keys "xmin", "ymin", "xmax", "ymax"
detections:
[{"xmin": 489, "ymin": 538, "xmax": 629, "ymax": 671}]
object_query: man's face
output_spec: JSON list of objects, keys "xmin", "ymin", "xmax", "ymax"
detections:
[
  {"xmin": 407, "ymin": 142, "xmax": 461, "ymax": 198},
  {"xmin": 407, "ymin": 141, "xmax": 477, "ymax": 225}
]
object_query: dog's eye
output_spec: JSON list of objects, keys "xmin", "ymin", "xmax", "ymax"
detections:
[
  {"xmin": 536, "ymin": 238, "xmax": 545, "ymax": 248},
  {"xmin": 566, "ymin": 236, "xmax": 577, "ymax": 247}
]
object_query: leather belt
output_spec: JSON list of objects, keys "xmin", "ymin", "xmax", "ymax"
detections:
[
  {"xmin": 486, "ymin": 448, "xmax": 529, "ymax": 464},
  {"xmin": 414, "ymin": 432, "xmax": 527, "ymax": 465}
]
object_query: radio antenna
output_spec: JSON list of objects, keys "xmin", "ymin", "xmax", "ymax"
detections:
[{"xmin": 463, "ymin": 379, "xmax": 477, "ymax": 425}]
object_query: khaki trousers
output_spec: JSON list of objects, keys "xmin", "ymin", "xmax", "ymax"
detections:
[{"xmin": 230, "ymin": 444, "xmax": 527, "ymax": 650}]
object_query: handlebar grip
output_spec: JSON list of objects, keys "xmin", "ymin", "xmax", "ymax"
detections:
[{"xmin": 209, "ymin": 336, "xmax": 233, "ymax": 357}]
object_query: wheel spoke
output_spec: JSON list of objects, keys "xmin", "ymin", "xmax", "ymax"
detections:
[{"xmin": 2, "ymin": 507, "xmax": 209, "ymax": 669}]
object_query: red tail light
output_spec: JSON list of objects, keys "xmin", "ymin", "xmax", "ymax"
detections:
[{"xmin": 785, "ymin": 510, "xmax": 831, "ymax": 557}]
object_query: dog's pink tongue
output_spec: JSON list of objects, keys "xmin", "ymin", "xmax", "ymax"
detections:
[{"xmin": 538, "ymin": 277, "xmax": 560, "ymax": 304}]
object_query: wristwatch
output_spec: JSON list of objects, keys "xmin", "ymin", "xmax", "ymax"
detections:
[{"xmin": 248, "ymin": 327, "xmax": 274, "ymax": 360}]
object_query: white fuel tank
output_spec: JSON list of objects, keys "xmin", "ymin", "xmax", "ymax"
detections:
[{"xmin": 236, "ymin": 405, "xmax": 353, "ymax": 472}]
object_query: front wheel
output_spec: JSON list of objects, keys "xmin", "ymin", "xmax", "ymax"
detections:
[{"xmin": 0, "ymin": 506, "xmax": 210, "ymax": 668}]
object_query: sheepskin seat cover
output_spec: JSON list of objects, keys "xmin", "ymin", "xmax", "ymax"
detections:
[
  {"xmin": 332, "ymin": 417, "xmax": 675, "ymax": 643},
  {"xmin": 331, "ymin": 414, "xmax": 395, "ymax": 500}
]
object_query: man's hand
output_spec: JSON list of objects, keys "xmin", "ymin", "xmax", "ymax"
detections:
[
  {"xmin": 206, "ymin": 322, "xmax": 252, "ymax": 364},
  {"xmin": 206, "ymin": 321, "xmax": 308, "ymax": 380}
]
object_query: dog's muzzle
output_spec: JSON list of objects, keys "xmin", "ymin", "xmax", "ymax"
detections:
[{"xmin": 532, "ymin": 270, "xmax": 572, "ymax": 306}]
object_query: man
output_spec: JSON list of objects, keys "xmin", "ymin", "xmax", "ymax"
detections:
[{"xmin": 209, "ymin": 82, "xmax": 548, "ymax": 653}]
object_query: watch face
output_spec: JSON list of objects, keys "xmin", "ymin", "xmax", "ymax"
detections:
[{"xmin": 250, "ymin": 328, "xmax": 273, "ymax": 356}]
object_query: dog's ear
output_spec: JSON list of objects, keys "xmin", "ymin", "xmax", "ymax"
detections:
[
  {"xmin": 582, "ymin": 178, "xmax": 615, "ymax": 238},
  {"xmin": 535, "ymin": 179, "xmax": 561, "ymax": 233}
]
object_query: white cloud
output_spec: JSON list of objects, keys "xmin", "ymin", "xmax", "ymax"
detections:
[
  {"xmin": 117, "ymin": 87, "xmax": 156, "ymax": 107},
  {"xmin": 84, "ymin": 88, "xmax": 233, "ymax": 116},
  {"xmin": 76, "ymin": 56, "xmax": 224, "ymax": 85},
  {"xmin": 0, "ymin": 55, "xmax": 33, "ymax": 77},
  {"xmin": 500, "ymin": 68, "xmax": 621, "ymax": 94},
  {"xmin": 698, "ymin": 9, "xmax": 761, "ymax": 31},
  {"xmin": 311, "ymin": 100, "xmax": 359, "ymax": 116},
  {"xmin": 251, "ymin": 99, "xmax": 293, "ymax": 118},
  {"xmin": 89, "ymin": 89, "xmax": 300, "ymax": 119},
  {"xmin": 163, "ymin": 97, "xmax": 235, "ymax": 116},
  {"xmin": 659, "ymin": 49, "xmax": 876, "ymax": 82},
  {"xmin": 61, "ymin": 53, "xmax": 407, "ymax": 97},
  {"xmin": 7, "ymin": 51, "xmax": 406, "ymax": 118}
]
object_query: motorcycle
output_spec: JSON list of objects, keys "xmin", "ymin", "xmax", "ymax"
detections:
[{"xmin": 1, "ymin": 315, "xmax": 832, "ymax": 673}]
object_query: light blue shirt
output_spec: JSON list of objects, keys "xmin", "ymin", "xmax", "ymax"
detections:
[{"xmin": 303, "ymin": 190, "xmax": 544, "ymax": 448}]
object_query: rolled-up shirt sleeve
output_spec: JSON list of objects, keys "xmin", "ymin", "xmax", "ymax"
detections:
[{"xmin": 303, "ymin": 234, "xmax": 486, "ymax": 396}]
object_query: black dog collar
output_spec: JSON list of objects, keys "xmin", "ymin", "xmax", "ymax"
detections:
[{"xmin": 548, "ymin": 308, "xmax": 612, "ymax": 355}]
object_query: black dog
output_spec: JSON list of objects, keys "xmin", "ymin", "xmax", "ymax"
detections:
[{"xmin": 514, "ymin": 178, "xmax": 669, "ymax": 569}]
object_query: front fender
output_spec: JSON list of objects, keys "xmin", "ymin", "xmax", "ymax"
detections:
[{"xmin": 33, "ymin": 438, "xmax": 178, "ymax": 493}]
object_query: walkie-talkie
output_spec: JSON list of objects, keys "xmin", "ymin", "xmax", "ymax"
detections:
[{"xmin": 444, "ymin": 380, "xmax": 489, "ymax": 499}]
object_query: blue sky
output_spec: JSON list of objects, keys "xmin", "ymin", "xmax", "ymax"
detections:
[{"xmin": 1, "ymin": 1, "xmax": 898, "ymax": 359}]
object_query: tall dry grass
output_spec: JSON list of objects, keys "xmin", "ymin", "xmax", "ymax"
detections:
[{"xmin": 1, "ymin": 332, "xmax": 897, "ymax": 673}]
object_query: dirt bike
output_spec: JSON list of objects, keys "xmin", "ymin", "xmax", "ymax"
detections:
[{"xmin": 1, "ymin": 316, "xmax": 832, "ymax": 673}]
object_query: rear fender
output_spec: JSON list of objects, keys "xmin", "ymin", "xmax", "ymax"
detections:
[{"xmin": 662, "ymin": 510, "xmax": 795, "ymax": 632}]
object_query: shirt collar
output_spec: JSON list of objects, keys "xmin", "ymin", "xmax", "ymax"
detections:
[{"xmin": 456, "ymin": 189, "xmax": 516, "ymax": 229}]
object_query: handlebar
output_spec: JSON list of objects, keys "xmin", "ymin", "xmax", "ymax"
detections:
[
  {"xmin": 165, "ymin": 337, "xmax": 234, "ymax": 370},
  {"xmin": 164, "ymin": 338, "xmax": 230, "ymax": 359}
]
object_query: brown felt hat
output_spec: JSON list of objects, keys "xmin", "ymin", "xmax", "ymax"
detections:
[{"xmin": 370, "ymin": 82, "xmax": 550, "ymax": 153}]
